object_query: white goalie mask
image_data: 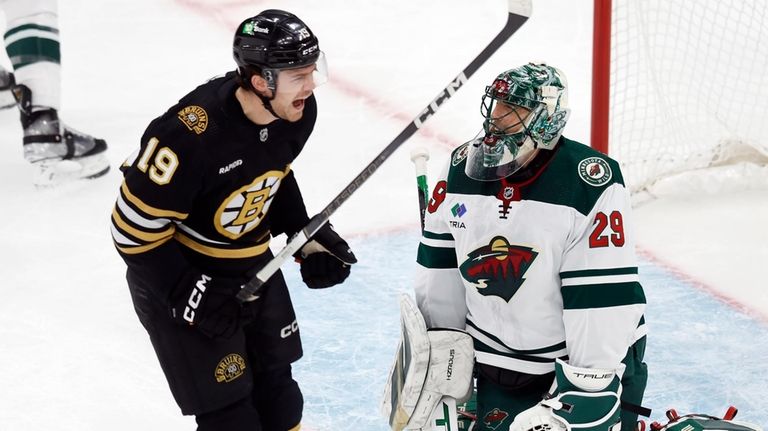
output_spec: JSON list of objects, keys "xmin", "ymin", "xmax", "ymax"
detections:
[{"xmin": 465, "ymin": 63, "xmax": 570, "ymax": 181}]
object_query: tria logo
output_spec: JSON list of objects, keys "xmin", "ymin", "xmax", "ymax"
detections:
[
  {"xmin": 451, "ymin": 203, "xmax": 467, "ymax": 217},
  {"xmin": 459, "ymin": 236, "xmax": 537, "ymax": 302}
]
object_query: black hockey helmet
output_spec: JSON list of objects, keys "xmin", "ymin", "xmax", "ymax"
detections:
[{"xmin": 233, "ymin": 10, "xmax": 321, "ymax": 91}]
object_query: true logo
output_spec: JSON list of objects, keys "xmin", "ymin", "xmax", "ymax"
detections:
[
  {"xmin": 578, "ymin": 157, "xmax": 612, "ymax": 186},
  {"xmin": 259, "ymin": 128, "xmax": 268, "ymax": 142},
  {"xmin": 215, "ymin": 353, "xmax": 246, "ymax": 383}
]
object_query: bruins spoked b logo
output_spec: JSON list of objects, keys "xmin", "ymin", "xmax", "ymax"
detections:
[
  {"xmin": 215, "ymin": 170, "xmax": 285, "ymax": 239},
  {"xmin": 215, "ymin": 353, "xmax": 246, "ymax": 383}
]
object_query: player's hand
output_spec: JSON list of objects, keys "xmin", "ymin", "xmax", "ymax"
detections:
[
  {"xmin": 296, "ymin": 222, "xmax": 357, "ymax": 289},
  {"xmin": 168, "ymin": 272, "xmax": 243, "ymax": 338},
  {"xmin": 510, "ymin": 359, "xmax": 622, "ymax": 431}
]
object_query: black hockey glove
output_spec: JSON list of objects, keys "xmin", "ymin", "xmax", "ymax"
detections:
[
  {"xmin": 295, "ymin": 222, "xmax": 357, "ymax": 289},
  {"xmin": 169, "ymin": 272, "xmax": 243, "ymax": 339}
]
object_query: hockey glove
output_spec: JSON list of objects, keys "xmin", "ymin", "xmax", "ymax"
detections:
[
  {"xmin": 296, "ymin": 222, "xmax": 357, "ymax": 289},
  {"xmin": 510, "ymin": 359, "xmax": 622, "ymax": 431},
  {"xmin": 169, "ymin": 272, "xmax": 243, "ymax": 339}
]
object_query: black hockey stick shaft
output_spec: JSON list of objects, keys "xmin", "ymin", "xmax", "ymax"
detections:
[{"xmin": 237, "ymin": 0, "xmax": 532, "ymax": 302}]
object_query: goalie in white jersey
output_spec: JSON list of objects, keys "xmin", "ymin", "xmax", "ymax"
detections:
[{"xmin": 414, "ymin": 63, "xmax": 648, "ymax": 431}]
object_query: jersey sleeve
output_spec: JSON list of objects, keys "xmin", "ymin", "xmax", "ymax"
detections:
[
  {"xmin": 110, "ymin": 128, "xmax": 206, "ymax": 299},
  {"xmin": 560, "ymin": 181, "xmax": 647, "ymax": 370},
  {"xmin": 413, "ymin": 161, "xmax": 468, "ymax": 329},
  {"xmin": 266, "ymin": 169, "xmax": 310, "ymax": 237}
]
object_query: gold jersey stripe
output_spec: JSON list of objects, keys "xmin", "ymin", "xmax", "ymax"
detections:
[
  {"xmin": 112, "ymin": 206, "xmax": 175, "ymax": 243},
  {"xmin": 114, "ymin": 236, "xmax": 173, "ymax": 255},
  {"xmin": 120, "ymin": 181, "xmax": 189, "ymax": 220},
  {"xmin": 288, "ymin": 424, "xmax": 301, "ymax": 431},
  {"xmin": 174, "ymin": 231, "xmax": 271, "ymax": 259}
]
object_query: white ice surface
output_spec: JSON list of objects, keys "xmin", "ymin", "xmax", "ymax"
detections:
[{"xmin": 0, "ymin": 0, "xmax": 766, "ymax": 429}]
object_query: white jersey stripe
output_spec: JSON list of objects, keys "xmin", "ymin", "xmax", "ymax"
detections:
[{"xmin": 561, "ymin": 273, "xmax": 640, "ymax": 286}]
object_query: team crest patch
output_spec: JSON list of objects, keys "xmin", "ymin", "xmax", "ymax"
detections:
[
  {"xmin": 578, "ymin": 157, "xmax": 612, "ymax": 186},
  {"xmin": 178, "ymin": 105, "xmax": 208, "ymax": 135},
  {"xmin": 483, "ymin": 408, "xmax": 510, "ymax": 430},
  {"xmin": 215, "ymin": 353, "xmax": 246, "ymax": 383},
  {"xmin": 215, "ymin": 170, "xmax": 284, "ymax": 239},
  {"xmin": 459, "ymin": 236, "xmax": 538, "ymax": 302},
  {"xmin": 452, "ymin": 143, "xmax": 469, "ymax": 166}
]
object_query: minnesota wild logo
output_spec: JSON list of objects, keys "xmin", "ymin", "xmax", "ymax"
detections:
[{"xmin": 459, "ymin": 236, "xmax": 537, "ymax": 302}]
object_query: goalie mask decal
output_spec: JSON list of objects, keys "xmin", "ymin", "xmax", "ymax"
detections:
[{"xmin": 459, "ymin": 236, "xmax": 538, "ymax": 302}]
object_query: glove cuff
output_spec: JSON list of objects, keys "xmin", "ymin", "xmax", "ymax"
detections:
[{"xmin": 555, "ymin": 359, "xmax": 621, "ymax": 393}]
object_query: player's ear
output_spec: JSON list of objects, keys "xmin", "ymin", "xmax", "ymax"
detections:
[{"xmin": 250, "ymin": 75, "xmax": 271, "ymax": 96}]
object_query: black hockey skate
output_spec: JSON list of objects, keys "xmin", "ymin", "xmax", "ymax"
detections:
[
  {"xmin": 0, "ymin": 68, "xmax": 15, "ymax": 109},
  {"xmin": 13, "ymin": 84, "xmax": 110, "ymax": 186}
]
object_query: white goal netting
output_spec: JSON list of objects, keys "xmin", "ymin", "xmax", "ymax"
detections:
[{"xmin": 607, "ymin": 0, "xmax": 768, "ymax": 196}]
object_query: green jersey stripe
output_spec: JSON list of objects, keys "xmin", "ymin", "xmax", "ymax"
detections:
[
  {"xmin": 467, "ymin": 319, "xmax": 566, "ymax": 355},
  {"xmin": 560, "ymin": 267, "xmax": 638, "ymax": 279},
  {"xmin": 7, "ymin": 38, "xmax": 61, "ymax": 68},
  {"xmin": 422, "ymin": 230, "xmax": 454, "ymax": 241},
  {"xmin": 474, "ymin": 339, "xmax": 559, "ymax": 363},
  {"xmin": 417, "ymin": 243, "xmax": 457, "ymax": 269},
  {"xmin": 562, "ymin": 281, "xmax": 646, "ymax": 309},
  {"xmin": 4, "ymin": 23, "xmax": 60, "ymax": 39}
]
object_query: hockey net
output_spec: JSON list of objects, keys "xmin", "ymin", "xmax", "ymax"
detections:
[{"xmin": 592, "ymin": 0, "xmax": 768, "ymax": 198}]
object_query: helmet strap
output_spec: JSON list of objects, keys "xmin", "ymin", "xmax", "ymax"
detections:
[
  {"xmin": 250, "ymin": 68, "xmax": 281, "ymax": 119},
  {"xmin": 256, "ymin": 92, "xmax": 280, "ymax": 119}
]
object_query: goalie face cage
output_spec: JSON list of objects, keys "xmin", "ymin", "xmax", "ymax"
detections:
[{"xmin": 591, "ymin": 0, "xmax": 768, "ymax": 195}]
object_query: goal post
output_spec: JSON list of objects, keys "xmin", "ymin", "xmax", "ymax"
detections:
[{"xmin": 590, "ymin": 0, "xmax": 768, "ymax": 195}]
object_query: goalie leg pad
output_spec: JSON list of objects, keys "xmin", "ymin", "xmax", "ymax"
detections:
[
  {"xmin": 382, "ymin": 295, "xmax": 432, "ymax": 430},
  {"xmin": 407, "ymin": 328, "xmax": 475, "ymax": 429},
  {"xmin": 381, "ymin": 295, "xmax": 475, "ymax": 431}
]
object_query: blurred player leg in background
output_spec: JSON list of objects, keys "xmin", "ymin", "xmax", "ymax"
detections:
[{"xmin": 0, "ymin": 0, "xmax": 109, "ymax": 185}]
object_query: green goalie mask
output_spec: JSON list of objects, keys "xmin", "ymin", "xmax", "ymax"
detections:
[{"xmin": 465, "ymin": 63, "xmax": 570, "ymax": 181}]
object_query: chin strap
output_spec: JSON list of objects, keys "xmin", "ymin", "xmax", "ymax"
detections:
[{"xmin": 256, "ymin": 92, "xmax": 280, "ymax": 120}]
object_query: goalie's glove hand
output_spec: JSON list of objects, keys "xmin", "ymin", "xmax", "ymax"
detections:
[
  {"xmin": 169, "ymin": 272, "xmax": 243, "ymax": 339},
  {"xmin": 510, "ymin": 359, "xmax": 622, "ymax": 431},
  {"xmin": 295, "ymin": 222, "xmax": 357, "ymax": 289}
]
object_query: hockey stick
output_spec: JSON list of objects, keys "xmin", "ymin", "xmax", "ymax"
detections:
[
  {"xmin": 237, "ymin": 0, "xmax": 533, "ymax": 302},
  {"xmin": 409, "ymin": 147, "xmax": 430, "ymax": 232}
]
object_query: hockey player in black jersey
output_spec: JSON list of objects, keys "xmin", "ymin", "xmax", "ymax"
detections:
[{"xmin": 111, "ymin": 10, "xmax": 356, "ymax": 431}]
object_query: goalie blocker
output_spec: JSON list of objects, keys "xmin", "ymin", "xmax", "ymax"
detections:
[{"xmin": 381, "ymin": 295, "xmax": 475, "ymax": 431}]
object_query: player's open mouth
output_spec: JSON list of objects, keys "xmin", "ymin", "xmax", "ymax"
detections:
[{"xmin": 292, "ymin": 99, "xmax": 305, "ymax": 109}]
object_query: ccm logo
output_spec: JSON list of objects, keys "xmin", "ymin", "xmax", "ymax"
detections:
[
  {"xmin": 183, "ymin": 274, "xmax": 211, "ymax": 323},
  {"xmin": 280, "ymin": 320, "xmax": 299, "ymax": 338}
]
